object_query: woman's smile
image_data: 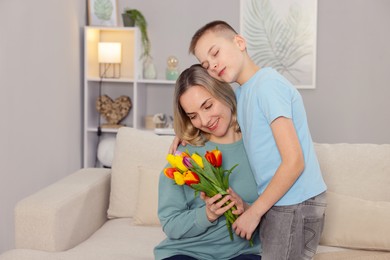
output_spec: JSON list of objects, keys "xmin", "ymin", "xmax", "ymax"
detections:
[{"xmin": 206, "ymin": 118, "xmax": 219, "ymax": 131}]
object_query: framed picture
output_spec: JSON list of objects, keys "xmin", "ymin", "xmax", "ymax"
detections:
[
  {"xmin": 240, "ymin": 0, "xmax": 317, "ymax": 89},
  {"xmin": 88, "ymin": 0, "xmax": 118, "ymax": 26}
]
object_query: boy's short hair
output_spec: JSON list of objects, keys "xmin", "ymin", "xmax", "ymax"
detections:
[{"xmin": 189, "ymin": 20, "xmax": 238, "ymax": 55}]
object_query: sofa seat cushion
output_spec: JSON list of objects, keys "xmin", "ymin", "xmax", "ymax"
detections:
[
  {"xmin": 66, "ymin": 218, "xmax": 166, "ymax": 259},
  {"xmin": 314, "ymin": 249, "xmax": 390, "ymax": 260},
  {"xmin": 0, "ymin": 218, "xmax": 165, "ymax": 260},
  {"xmin": 0, "ymin": 250, "xmax": 55, "ymax": 260}
]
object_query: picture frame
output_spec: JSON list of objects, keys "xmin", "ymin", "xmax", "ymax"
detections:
[
  {"xmin": 88, "ymin": 0, "xmax": 118, "ymax": 27},
  {"xmin": 240, "ymin": 0, "xmax": 318, "ymax": 89}
]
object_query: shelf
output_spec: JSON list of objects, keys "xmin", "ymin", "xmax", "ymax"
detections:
[
  {"xmin": 85, "ymin": 26, "xmax": 137, "ymax": 80},
  {"xmin": 86, "ymin": 126, "xmax": 132, "ymax": 133},
  {"xmin": 84, "ymin": 26, "xmax": 177, "ymax": 168},
  {"xmin": 154, "ymin": 128, "xmax": 175, "ymax": 135},
  {"xmin": 86, "ymin": 77, "xmax": 135, "ymax": 83},
  {"xmin": 85, "ymin": 78, "xmax": 176, "ymax": 85},
  {"xmin": 138, "ymin": 79, "xmax": 176, "ymax": 85}
]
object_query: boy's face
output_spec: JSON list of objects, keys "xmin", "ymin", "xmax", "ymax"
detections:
[{"xmin": 194, "ymin": 31, "xmax": 246, "ymax": 84}]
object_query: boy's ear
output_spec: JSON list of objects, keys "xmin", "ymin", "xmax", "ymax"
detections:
[{"xmin": 234, "ymin": 35, "xmax": 247, "ymax": 51}]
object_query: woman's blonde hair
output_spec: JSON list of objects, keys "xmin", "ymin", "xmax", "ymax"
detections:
[{"xmin": 173, "ymin": 64, "xmax": 240, "ymax": 146}]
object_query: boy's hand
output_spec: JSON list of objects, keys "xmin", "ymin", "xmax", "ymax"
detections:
[
  {"xmin": 232, "ymin": 206, "xmax": 262, "ymax": 241},
  {"xmin": 168, "ymin": 136, "xmax": 188, "ymax": 154}
]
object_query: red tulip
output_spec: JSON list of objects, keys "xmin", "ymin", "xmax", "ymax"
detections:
[
  {"xmin": 205, "ymin": 149, "xmax": 222, "ymax": 167},
  {"xmin": 164, "ymin": 168, "xmax": 176, "ymax": 179}
]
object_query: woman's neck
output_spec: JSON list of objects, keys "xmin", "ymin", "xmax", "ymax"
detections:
[{"xmin": 209, "ymin": 129, "xmax": 242, "ymax": 144}]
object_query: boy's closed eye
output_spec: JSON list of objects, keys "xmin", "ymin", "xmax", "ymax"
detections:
[{"xmin": 205, "ymin": 104, "xmax": 212, "ymax": 110}]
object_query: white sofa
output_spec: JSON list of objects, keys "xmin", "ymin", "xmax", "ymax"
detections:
[{"xmin": 1, "ymin": 127, "xmax": 390, "ymax": 260}]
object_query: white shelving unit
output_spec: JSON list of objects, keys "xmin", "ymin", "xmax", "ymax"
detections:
[{"xmin": 84, "ymin": 26, "xmax": 175, "ymax": 167}]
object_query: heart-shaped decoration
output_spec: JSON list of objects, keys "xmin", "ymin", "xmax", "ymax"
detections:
[{"xmin": 96, "ymin": 95, "xmax": 132, "ymax": 127}]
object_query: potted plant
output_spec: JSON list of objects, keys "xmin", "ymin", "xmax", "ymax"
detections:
[{"xmin": 122, "ymin": 8, "xmax": 150, "ymax": 60}]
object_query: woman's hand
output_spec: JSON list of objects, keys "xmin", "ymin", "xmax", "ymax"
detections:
[
  {"xmin": 200, "ymin": 192, "xmax": 235, "ymax": 222},
  {"xmin": 227, "ymin": 188, "xmax": 249, "ymax": 215},
  {"xmin": 168, "ymin": 136, "xmax": 188, "ymax": 154}
]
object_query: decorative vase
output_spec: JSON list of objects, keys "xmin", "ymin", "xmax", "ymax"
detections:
[
  {"xmin": 165, "ymin": 55, "xmax": 179, "ymax": 80},
  {"xmin": 122, "ymin": 14, "xmax": 135, "ymax": 27},
  {"xmin": 143, "ymin": 57, "xmax": 157, "ymax": 79}
]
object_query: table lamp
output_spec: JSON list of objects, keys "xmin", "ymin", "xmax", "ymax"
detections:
[{"xmin": 98, "ymin": 42, "xmax": 122, "ymax": 78}]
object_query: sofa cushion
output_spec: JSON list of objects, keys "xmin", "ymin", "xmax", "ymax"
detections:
[
  {"xmin": 314, "ymin": 249, "xmax": 390, "ymax": 260},
  {"xmin": 107, "ymin": 127, "xmax": 174, "ymax": 218},
  {"xmin": 321, "ymin": 191, "xmax": 390, "ymax": 251},
  {"xmin": 314, "ymin": 143, "xmax": 390, "ymax": 201},
  {"xmin": 134, "ymin": 165, "xmax": 161, "ymax": 226},
  {"xmin": 66, "ymin": 218, "xmax": 165, "ymax": 259},
  {"xmin": 315, "ymin": 143, "xmax": 390, "ymax": 251}
]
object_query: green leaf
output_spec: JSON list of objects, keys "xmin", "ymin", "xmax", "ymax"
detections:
[
  {"xmin": 93, "ymin": 0, "xmax": 113, "ymax": 21},
  {"xmin": 222, "ymin": 164, "xmax": 238, "ymax": 190},
  {"xmin": 123, "ymin": 8, "xmax": 151, "ymax": 59},
  {"xmin": 242, "ymin": 0, "xmax": 313, "ymax": 84}
]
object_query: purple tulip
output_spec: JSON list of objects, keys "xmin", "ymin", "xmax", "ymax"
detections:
[{"xmin": 182, "ymin": 156, "xmax": 192, "ymax": 168}]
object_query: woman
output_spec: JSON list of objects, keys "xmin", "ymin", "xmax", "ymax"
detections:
[{"xmin": 154, "ymin": 64, "xmax": 261, "ymax": 260}]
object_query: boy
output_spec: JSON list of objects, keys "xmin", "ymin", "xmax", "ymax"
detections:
[{"xmin": 188, "ymin": 20, "xmax": 327, "ymax": 259}]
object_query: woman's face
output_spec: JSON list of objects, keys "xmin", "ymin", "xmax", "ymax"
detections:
[{"xmin": 179, "ymin": 85, "xmax": 233, "ymax": 142}]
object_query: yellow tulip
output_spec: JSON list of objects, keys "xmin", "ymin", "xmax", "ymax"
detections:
[
  {"xmin": 173, "ymin": 171, "xmax": 185, "ymax": 185},
  {"xmin": 167, "ymin": 154, "xmax": 188, "ymax": 172},
  {"xmin": 191, "ymin": 153, "xmax": 204, "ymax": 168},
  {"xmin": 166, "ymin": 154, "xmax": 177, "ymax": 167},
  {"xmin": 175, "ymin": 157, "xmax": 188, "ymax": 172}
]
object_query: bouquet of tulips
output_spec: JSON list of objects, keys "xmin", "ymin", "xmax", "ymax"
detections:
[{"xmin": 164, "ymin": 147, "xmax": 252, "ymax": 246}]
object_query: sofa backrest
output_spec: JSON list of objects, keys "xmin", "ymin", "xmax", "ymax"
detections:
[{"xmin": 314, "ymin": 143, "xmax": 390, "ymax": 201}]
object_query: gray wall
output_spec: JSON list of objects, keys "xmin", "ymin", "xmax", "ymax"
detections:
[
  {"xmin": 118, "ymin": 0, "xmax": 390, "ymax": 144},
  {"xmin": 0, "ymin": 0, "xmax": 389, "ymax": 254},
  {"xmin": 0, "ymin": 0, "xmax": 84, "ymax": 253},
  {"xmin": 303, "ymin": 0, "xmax": 390, "ymax": 144}
]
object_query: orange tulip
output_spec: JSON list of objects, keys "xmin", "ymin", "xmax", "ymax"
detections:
[{"xmin": 183, "ymin": 171, "xmax": 200, "ymax": 185}]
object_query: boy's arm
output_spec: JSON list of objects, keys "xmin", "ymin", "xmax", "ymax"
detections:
[
  {"xmin": 233, "ymin": 117, "xmax": 304, "ymax": 240},
  {"xmin": 168, "ymin": 136, "xmax": 188, "ymax": 154}
]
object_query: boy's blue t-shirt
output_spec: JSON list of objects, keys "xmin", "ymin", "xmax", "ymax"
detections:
[{"xmin": 235, "ymin": 67, "xmax": 326, "ymax": 206}]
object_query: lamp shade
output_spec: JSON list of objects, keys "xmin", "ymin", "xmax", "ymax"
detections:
[{"xmin": 98, "ymin": 42, "xmax": 122, "ymax": 63}]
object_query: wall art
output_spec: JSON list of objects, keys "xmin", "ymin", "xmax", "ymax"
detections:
[
  {"xmin": 88, "ymin": 0, "xmax": 118, "ymax": 26},
  {"xmin": 240, "ymin": 0, "xmax": 317, "ymax": 89}
]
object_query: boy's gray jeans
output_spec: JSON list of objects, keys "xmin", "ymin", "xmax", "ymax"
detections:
[{"xmin": 259, "ymin": 192, "xmax": 327, "ymax": 260}]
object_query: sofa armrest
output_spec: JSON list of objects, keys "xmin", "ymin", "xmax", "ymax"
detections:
[{"xmin": 15, "ymin": 168, "xmax": 111, "ymax": 252}]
